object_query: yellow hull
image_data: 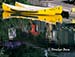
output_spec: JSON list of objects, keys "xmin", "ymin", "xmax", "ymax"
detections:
[
  {"xmin": 15, "ymin": 2, "xmax": 63, "ymax": 15},
  {"xmin": 3, "ymin": 12, "xmax": 62, "ymax": 24},
  {"xmin": 2, "ymin": 3, "xmax": 62, "ymax": 15}
]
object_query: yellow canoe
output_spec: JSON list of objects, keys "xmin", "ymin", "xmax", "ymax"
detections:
[
  {"xmin": 15, "ymin": 2, "xmax": 63, "ymax": 15},
  {"xmin": 3, "ymin": 12, "xmax": 62, "ymax": 24},
  {"xmin": 2, "ymin": 3, "xmax": 63, "ymax": 15}
]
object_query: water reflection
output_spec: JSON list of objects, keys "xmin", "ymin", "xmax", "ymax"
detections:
[
  {"xmin": 0, "ymin": 12, "xmax": 75, "ymax": 57},
  {"xmin": 1, "ymin": 12, "xmax": 75, "ymax": 47}
]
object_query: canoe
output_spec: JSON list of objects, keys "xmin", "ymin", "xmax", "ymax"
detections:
[
  {"xmin": 2, "ymin": 12, "xmax": 62, "ymax": 24},
  {"xmin": 15, "ymin": 2, "xmax": 63, "ymax": 15},
  {"xmin": 2, "ymin": 3, "xmax": 62, "ymax": 15}
]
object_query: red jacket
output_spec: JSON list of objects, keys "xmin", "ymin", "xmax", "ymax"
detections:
[{"xmin": 30, "ymin": 24, "xmax": 39, "ymax": 36}]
